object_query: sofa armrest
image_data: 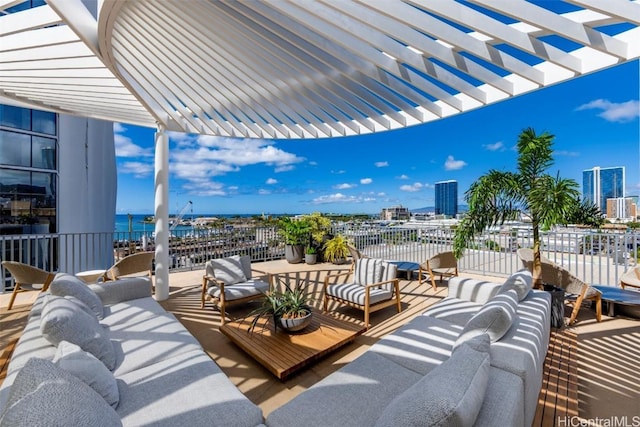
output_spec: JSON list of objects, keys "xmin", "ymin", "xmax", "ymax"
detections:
[
  {"xmin": 89, "ymin": 277, "xmax": 152, "ymax": 305},
  {"xmin": 448, "ymin": 277, "xmax": 502, "ymax": 304}
]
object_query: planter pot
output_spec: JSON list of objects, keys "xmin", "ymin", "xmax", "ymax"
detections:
[
  {"xmin": 285, "ymin": 245, "xmax": 304, "ymax": 264},
  {"xmin": 279, "ymin": 311, "xmax": 312, "ymax": 332},
  {"xmin": 305, "ymin": 254, "xmax": 317, "ymax": 265}
]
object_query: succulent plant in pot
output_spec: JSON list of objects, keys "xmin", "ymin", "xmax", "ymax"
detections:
[
  {"xmin": 323, "ymin": 234, "xmax": 351, "ymax": 264},
  {"xmin": 305, "ymin": 246, "xmax": 317, "ymax": 265},
  {"xmin": 247, "ymin": 281, "xmax": 313, "ymax": 333}
]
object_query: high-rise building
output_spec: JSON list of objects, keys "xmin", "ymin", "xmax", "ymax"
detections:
[
  {"xmin": 0, "ymin": 103, "xmax": 116, "ymax": 275},
  {"xmin": 435, "ymin": 180, "xmax": 458, "ymax": 217},
  {"xmin": 582, "ymin": 166, "xmax": 625, "ymax": 213},
  {"xmin": 380, "ymin": 205, "xmax": 410, "ymax": 221}
]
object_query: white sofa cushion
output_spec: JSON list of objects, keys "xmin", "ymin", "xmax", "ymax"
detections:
[
  {"xmin": 375, "ymin": 334, "xmax": 490, "ymax": 427},
  {"xmin": 53, "ymin": 341, "xmax": 119, "ymax": 408},
  {"xmin": 499, "ymin": 269, "xmax": 533, "ymax": 301},
  {"xmin": 455, "ymin": 289, "xmax": 519, "ymax": 345},
  {"xmin": 0, "ymin": 358, "xmax": 121, "ymax": 427},
  {"xmin": 49, "ymin": 274, "xmax": 104, "ymax": 319},
  {"xmin": 353, "ymin": 258, "xmax": 383, "ymax": 286},
  {"xmin": 40, "ymin": 295, "xmax": 116, "ymax": 370},
  {"xmin": 208, "ymin": 255, "xmax": 247, "ymax": 285},
  {"xmin": 89, "ymin": 277, "xmax": 153, "ymax": 305}
]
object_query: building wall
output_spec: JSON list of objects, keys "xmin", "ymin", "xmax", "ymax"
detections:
[
  {"xmin": 435, "ymin": 180, "xmax": 458, "ymax": 217},
  {"xmin": 583, "ymin": 166, "xmax": 625, "ymax": 213}
]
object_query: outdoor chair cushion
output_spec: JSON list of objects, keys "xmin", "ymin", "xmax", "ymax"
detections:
[
  {"xmin": 89, "ymin": 277, "xmax": 153, "ymax": 305},
  {"xmin": 53, "ymin": 341, "xmax": 119, "ymax": 408},
  {"xmin": 40, "ymin": 295, "xmax": 116, "ymax": 370},
  {"xmin": 499, "ymin": 269, "xmax": 533, "ymax": 301},
  {"xmin": 208, "ymin": 255, "xmax": 247, "ymax": 285},
  {"xmin": 353, "ymin": 258, "xmax": 383, "ymax": 286},
  {"xmin": 0, "ymin": 358, "xmax": 121, "ymax": 427},
  {"xmin": 49, "ymin": 274, "xmax": 104, "ymax": 319},
  {"xmin": 325, "ymin": 283, "xmax": 393, "ymax": 306},
  {"xmin": 207, "ymin": 279, "xmax": 270, "ymax": 301},
  {"xmin": 375, "ymin": 334, "xmax": 490, "ymax": 427},
  {"xmin": 455, "ymin": 289, "xmax": 518, "ymax": 345}
]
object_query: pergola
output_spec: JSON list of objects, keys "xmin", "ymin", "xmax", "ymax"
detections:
[{"xmin": 2, "ymin": 0, "xmax": 639, "ymax": 300}]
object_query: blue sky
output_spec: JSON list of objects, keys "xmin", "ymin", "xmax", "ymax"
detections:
[{"xmin": 114, "ymin": 60, "xmax": 639, "ymax": 216}]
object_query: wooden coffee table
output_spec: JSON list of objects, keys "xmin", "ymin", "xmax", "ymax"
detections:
[{"xmin": 219, "ymin": 311, "xmax": 365, "ymax": 380}]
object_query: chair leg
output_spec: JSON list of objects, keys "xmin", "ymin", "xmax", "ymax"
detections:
[
  {"xmin": 594, "ymin": 295, "xmax": 602, "ymax": 322},
  {"xmin": 200, "ymin": 278, "xmax": 207, "ymax": 309},
  {"xmin": 395, "ymin": 282, "xmax": 402, "ymax": 313},
  {"xmin": 430, "ymin": 274, "xmax": 437, "ymax": 291},
  {"xmin": 323, "ymin": 294, "xmax": 328, "ymax": 313},
  {"xmin": 569, "ymin": 284, "xmax": 588, "ymax": 325},
  {"xmin": 219, "ymin": 298, "xmax": 226, "ymax": 325},
  {"xmin": 6, "ymin": 283, "xmax": 21, "ymax": 311},
  {"xmin": 418, "ymin": 267, "xmax": 424, "ymax": 285}
]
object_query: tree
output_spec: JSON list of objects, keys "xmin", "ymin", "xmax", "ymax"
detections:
[
  {"xmin": 453, "ymin": 128, "xmax": 579, "ymax": 287},
  {"xmin": 566, "ymin": 198, "xmax": 605, "ymax": 228}
]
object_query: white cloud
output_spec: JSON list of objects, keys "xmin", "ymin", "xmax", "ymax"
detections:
[
  {"xmin": 118, "ymin": 161, "xmax": 154, "ymax": 178},
  {"xmin": 484, "ymin": 142, "xmax": 504, "ymax": 151},
  {"xmin": 555, "ymin": 150, "xmax": 579, "ymax": 157},
  {"xmin": 114, "ymin": 133, "xmax": 152, "ymax": 158},
  {"xmin": 309, "ymin": 161, "xmax": 318, "ymax": 166},
  {"xmin": 331, "ymin": 170, "xmax": 346, "ymax": 174},
  {"xmin": 397, "ymin": 174, "xmax": 410, "ymax": 180},
  {"xmin": 181, "ymin": 180, "xmax": 226, "ymax": 197},
  {"xmin": 312, "ymin": 193, "xmax": 359, "ymax": 204},
  {"xmin": 258, "ymin": 189, "xmax": 271, "ymax": 195},
  {"xmin": 375, "ymin": 161, "xmax": 389, "ymax": 167},
  {"xmin": 335, "ymin": 183, "xmax": 356, "ymax": 190},
  {"xmin": 164, "ymin": 134, "xmax": 304, "ymax": 195},
  {"xmin": 275, "ymin": 165, "xmax": 295, "ymax": 173},
  {"xmin": 576, "ymin": 99, "xmax": 640, "ymax": 123},
  {"xmin": 266, "ymin": 178, "xmax": 278, "ymax": 185},
  {"xmin": 113, "ymin": 123, "xmax": 126, "ymax": 133},
  {"xmin": 444, "ymin": 155, "xmax": 467, "ymax": 171},
  {"xmin": 400, "ymin": 182, "xmax": 424, "ymax": 192},
  {"xmin": 360, "ymin": 178, "xmax": 372, "ymax": 185}
]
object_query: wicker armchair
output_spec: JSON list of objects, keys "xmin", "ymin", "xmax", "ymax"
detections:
[
  {"xmin": 103, "ymin": 252, "xmax": 154, "ymax": 281},
  {"xmin": 418, "ymin": 251, "xmax": 458, "ymax": 291},
  {"xmin": 517, "ymin": 248, "xmax": 602, "ymax": 324},
  {"xmin": 620, "ymin": 266, "xmax": 640, "ymax": 290},
  {"xmin": 2, "ymin": 261, "xmax": 55, "ymax": 310}
]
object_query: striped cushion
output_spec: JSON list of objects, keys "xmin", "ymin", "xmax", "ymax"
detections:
[
  {"xmin": 354, "ymin": 258, "xmax": 383, "ymax": 286},
  {"xmin": 207, "ymin": 279, "xmax": 269, "ymax": 301},
  {"xmin": 326, "ymin": 283, "xmax": 393, "ymax": 306}
]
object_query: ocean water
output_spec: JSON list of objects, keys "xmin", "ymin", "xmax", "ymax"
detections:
[{"xmin": 114, "ymin": 214, "xmax": 258, "ymax": 233}]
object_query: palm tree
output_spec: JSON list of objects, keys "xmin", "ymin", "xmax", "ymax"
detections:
[{"xmin": 453, "ymin": 127, "xmax": 579, "ymax": 287}]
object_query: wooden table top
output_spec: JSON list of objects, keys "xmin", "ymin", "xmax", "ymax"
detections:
[{"xmin": 220, "ymin": 311, "xmax": 365, "ymax": 381}]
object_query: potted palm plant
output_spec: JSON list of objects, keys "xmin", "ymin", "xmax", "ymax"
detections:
[
  {"xmin": 247, "ymin": 281, "xmax": 312, "ymax": 333},
  {"xmin": 323, "ymin": 234, "xmax": 350, "ymax": 264},
  {"xmin": 278, "ymin": 217, "xmax": 311, "ymax": 264}
]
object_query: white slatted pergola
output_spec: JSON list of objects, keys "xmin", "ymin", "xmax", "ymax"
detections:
[{"xmin": 2, "ymin": 0, "xmax": 639, "ymax": 299}]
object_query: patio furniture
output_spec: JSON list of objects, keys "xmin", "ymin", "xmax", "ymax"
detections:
[
  {"xmin": 620, "ymin": 266, "xmax": 640, "ymax": 290},
  {"xmin": 220, "ymin": 311, "xmax": 365, "ymax": 380},
  {"xmin": 517, "ymin": 248, "xmax": 602, "ymax": 324},
  {"xmin": 267, "ymin": 270, "xmax": 551, "ymax": 427},
  {"xmin": 389, "ymin": 261, "xmax": 420, "ymax": 280},
  {"xmin": 201, "ymin": 255, "xmax": 271, "ymax": 325},
  {"xmin": 0, "ymin": 275, "xmax": 263, "ymax": 426},
  {"xmin": 1, "ymin": 261, "xmax": 55, "ymax": 310},
  {"xmin": 75, "ymin": 269, "xmax": 107, "ymax": 284},
  {"xmin": 323, "ymin": 258, "xmax": 400, "ymax": 329},
  {"xmin": 346, "ymin": 243, "xmax": 367, "ymax": 270},
  {"xmin": 418, "ymin": 251, "xmax": 458, "ymax": 290},
  {"xmin": 102, "ymin": 252, "xmax": 154, "ymax": 281},
  {"xmin": 592, "ymin": 285, "xmax": 640, "ymax": 317}
]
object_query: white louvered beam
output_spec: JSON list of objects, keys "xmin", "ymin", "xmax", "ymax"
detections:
[
  {"xmin": 567, "ymin": 0, "xmax": 640, "ymax": 25},
  {"xmin": 472, "ymin": 0, "xmax": 629, "ymax": 59},
  {"xmin": 0, "ymin": 5, "xmax": 61, "ymax": 36}
]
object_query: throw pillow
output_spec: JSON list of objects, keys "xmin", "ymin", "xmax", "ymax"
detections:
[
  {"xmin": 49, "ymin": 273, "xmax": 104, "ymax": 319},
  {"xmin": 40, "ymin": 295, "xmax": 116, "ymax": 370},
  {"xmin": 0, "ymin": 358, "xmax": 122, "ymax": 427},
  {"xmin": 375, "ymin": 334, "xmax": 490, "ymax": 427},
  {"xmin": 210, "ymin": 255, "xmax": 247, "ymax": 286},
  {"xmin": 53, "ymin": 340, "xmax": 120, "ymax": 408},
  {"xmin": 89, "ymin": 277, "xmax": 153, "ymax": 305},
  {"xmin": 354, "ymin": 258, "xmax": 383, "ymax": 286},
  {"xmin": 499, "ymin": 269, "xmax": 533, "ymax": 301},
  {"xmin": 455, "ymin": 289, "xmax": 519, "ymax": 346}
]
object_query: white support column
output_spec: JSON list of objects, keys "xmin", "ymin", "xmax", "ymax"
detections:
[{"xmin": 154, "ymin": 125, "xmax": 170, "ymax": 301}]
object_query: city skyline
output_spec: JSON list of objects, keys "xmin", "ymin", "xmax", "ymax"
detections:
[{"xmin": 115, "ymin": 60, "xmax": 640, "ymax": 215}]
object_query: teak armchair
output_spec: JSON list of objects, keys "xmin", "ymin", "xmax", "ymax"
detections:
[
  {"xmin": 620, "ymin": 266, "xmax": 640, "ymax": 290},
  {"xmin": 323, "ymin": 258, "xmax": 400, "ymax": 329},
  {"xmin": 201, "ymin": 255, "xmax": 271, "ymax": 325},
  {"xmin": 2, "ymin": 261, "xmax": 55, "ymax": 310},
  {"xmin": 418, "ymin": 251, "xmax": 458, "ymax": 291}
]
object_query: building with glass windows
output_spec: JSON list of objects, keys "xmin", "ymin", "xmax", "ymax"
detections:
[
  {"xmin": 582, "ymin": 166, "xmax": 625, "ymax": 214},
  {"xmin": 434, "ymin": 180, "xmax": 458, "ymax": 218},
  {"xmin": 0, "ymin": 103, "xmax": 116, "ymax": 273}
]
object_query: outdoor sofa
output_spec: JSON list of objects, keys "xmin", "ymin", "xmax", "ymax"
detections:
[
  {"xmin": 0, "ymin": 269, "xmax": 550, "ymax": 426},
  {"xmin": 267, "ymin": 269, "xmax": 551, "ymax": 427},
  {"xmin": 0, "ymin": 274, "xmax": 263, "ymax": 426}
]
